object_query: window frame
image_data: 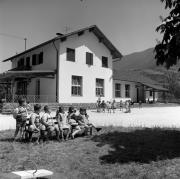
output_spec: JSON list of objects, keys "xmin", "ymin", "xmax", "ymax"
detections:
[
  {"xmin": 67, "ymin": 48, "xmax": 75, "ymax": 62},
  {"xmin": 96, "ymin": 78, "xmax": 104, "ymax": 97},
  {"xmin": 71, "ymin": 75, "xmax": 83, "ymax": 96},
  {"xmin": 115, "ymin": 83, "xmax": 121, "ymax": 98}
]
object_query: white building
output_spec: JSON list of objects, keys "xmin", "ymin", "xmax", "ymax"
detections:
[
  {"xmin": 113, "ymin": 70, "xmax": 168, "ymax": 103},
  {"xmin": 0, "ymin": 25, "xmax": 122, "ymax": 105}
]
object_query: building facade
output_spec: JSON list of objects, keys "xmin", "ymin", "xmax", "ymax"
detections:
[{"xmin": 0, "ymin": 25, "xmax": 122, "ymax": 104}]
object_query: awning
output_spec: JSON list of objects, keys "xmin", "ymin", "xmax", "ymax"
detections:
[{"xmin": 0, "ymin": 70, "xmax": 56, "ymax": 80}]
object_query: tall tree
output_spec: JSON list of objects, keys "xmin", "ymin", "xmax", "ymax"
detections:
[{"xmin": 155, "ymin": 0, "xmax": 180, "ymax": 69}]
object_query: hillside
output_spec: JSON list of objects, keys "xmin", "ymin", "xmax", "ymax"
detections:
[
  {"xmin": 113, "ymin": 47, "xmax": 180, "ymax": 85},
  {"xmin": 113, "ymin": 48, "xmax": 157, "ymax": 71}
]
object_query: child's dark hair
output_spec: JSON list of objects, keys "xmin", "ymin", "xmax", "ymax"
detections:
[
  {"xmin": 34, "ymin": 104, "xmax": 41, "ymax": 111},
  {"xmin": 68, "ymin": 106, "xmax": 74, "ymax": 114},
  {"xmin": 44, "ymin": 105, "xmax": 50, "ymax": 111},
  {"xmin": 18, "ymin": 98, "xmax": 26, "ymax": 105},
  {"xmin": 58, "ymin": 106, "xmax": 64, "ymax": 113}
]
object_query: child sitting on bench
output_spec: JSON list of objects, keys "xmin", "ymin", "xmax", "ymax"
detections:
[{"xmin": 56, "ymin": 106, "xmax": 71, "ymax": 141}]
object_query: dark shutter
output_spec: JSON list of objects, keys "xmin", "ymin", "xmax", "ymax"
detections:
[
  {"xmin": 39, "ymin": 52, "xmax": 43, "ymax": 64},
  {"xmin": 102, "ymin": 56, "xmax": 108, "ymax": 68},
  {"xmin": 32, "ymin": 54, "xmax": 36, "ymax": 65},
  {"xmin": 26, "ymin": 57, "xmax": 30, "ymax": 67},
  {"xmin": 86, "ymin": 52, "xmax": 93, "ymax": 65},
  {"xmin": 67, "ymin": 48, "xmax": 75, "ymax": 62}
]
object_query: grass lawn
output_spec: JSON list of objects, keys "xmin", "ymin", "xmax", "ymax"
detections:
[{"xmin": 1, "ymin": 127, "xmax": 180, "ymax": 178}]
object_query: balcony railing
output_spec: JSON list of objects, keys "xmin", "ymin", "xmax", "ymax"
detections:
[
  {"xmin": 8, "ymin": 65, "xmax": 32, "ymax": 71},
  {"xmin": 4, "ymin": 94, "xmax": 57, "ymax": 103}
]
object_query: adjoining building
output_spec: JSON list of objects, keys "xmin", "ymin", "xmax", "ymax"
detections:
[
  {"xmin": 113, "ymin": 70, "xmax": 168, "ymax": 103},
  {"xmin": 0, "ymin": 25, "xmax": 122, "ymax": 105}
]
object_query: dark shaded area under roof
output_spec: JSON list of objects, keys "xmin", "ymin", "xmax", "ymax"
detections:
[{"xmin": 2, "ymin": 25, "xmax": 122, "ymax": 62}]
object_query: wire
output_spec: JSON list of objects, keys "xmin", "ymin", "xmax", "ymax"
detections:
[{"xmin": 0, "ymin": 33, "xmax": 25, "ymax": 40}]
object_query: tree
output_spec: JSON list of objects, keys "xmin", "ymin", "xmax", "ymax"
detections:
[
  {"xmin": 155, "ymin": 0, "xmax": 180, "ymax": 69},
  {"xmin": 165, "ymin": 71, "xmax": 180, "ymax": 98}
]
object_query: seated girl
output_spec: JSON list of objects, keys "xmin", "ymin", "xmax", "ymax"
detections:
[
  {"xmin": 67, "ymin": 107, "xmax": 81, "ymax": 139},
  {"xmin": 56, "ymin": 107, "xmax": 71, "ymax": 141},
  {"xmin": 28, "ymin": 104, "xmax": 41, "ymax": 143}
]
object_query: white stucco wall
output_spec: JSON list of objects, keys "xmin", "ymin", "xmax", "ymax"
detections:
[
  {"xmin": 58, "ymin": 30, "xmax": 114, "ymax": 103},
  {"xmin": 113, "ymin": 80, "xmax": 137, "ymax": 102}
]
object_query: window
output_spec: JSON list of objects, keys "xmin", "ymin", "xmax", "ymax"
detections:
[
  {"xmin": 38, "ymin": 52, "xmax": 43, "ymax": 64},
  {"xmin": 96, "ymin": 78, "xmax": 104, "ymax": 97},
  {"xmin": 67, "ymin": 48, "xmax": 75, "ymax": 62},
  {"xmin": 36, "ymin": 79, "xmax": 40, "ymax": 98},
  {"xmin": 32, "ymin": 54, "xmax": 37, "ymax": 65},
  {"xmin": 150, "ymin": 90, "xmax": 153, "ymax": 97},
  {"xmin": 125, "ymin": 84, "xmax": 130, "ymax": 98},
  {"xmin": 26, "ymin": 57, "xmax": 30, "ymax": 67},
  {"xmin": 86, "ymin": 52, "xmax": 93, "ymax": 65},
  {"xmin": 102, "ymin": 56, "xmax": 108, "ymax": 68},
  {"xmin": 71, "ymin": 76, "xmax": 82, "ymax": 96},
  {"xmin": 115, "ymin": 83, "xmax": 121, "ymax": 98}
]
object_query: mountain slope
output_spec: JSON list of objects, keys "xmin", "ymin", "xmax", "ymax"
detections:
[
  {"xmin": 113, "ymin": 47, "xmax": 156, "ymax": 71},
  {"xmin": 113, "ymin": 47, "xmax": 180, "ymax": 85}
]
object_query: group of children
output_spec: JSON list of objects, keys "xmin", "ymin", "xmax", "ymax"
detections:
[
  {"xmin": 96, "ymin": 99, "xmax": 134, "ymax": 113},
  {"xmin": 13, "ymin": 98, "xmax": 101, "ymax": 144}
]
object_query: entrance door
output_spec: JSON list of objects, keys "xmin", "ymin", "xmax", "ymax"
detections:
[{"xmin": 17, "ymin": 81, "xmax": 27, "ymax": 95}]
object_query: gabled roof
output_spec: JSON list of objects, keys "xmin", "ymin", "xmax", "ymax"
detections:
[
  {"xmin": 113, "ymin": 70, "xmax": 160, "ymax": 85},
  {"xmin": 113, "ymin": 70, "xmax": 168, "ymax": 92},
  {"xmin": 2, "ymin": 25, "xmax": 122, "ymax": 62}
]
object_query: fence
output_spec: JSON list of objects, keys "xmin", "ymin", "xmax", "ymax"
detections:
[{"xmin": 4, "ymin": 94, "xmax": 57, "ymax": 103}]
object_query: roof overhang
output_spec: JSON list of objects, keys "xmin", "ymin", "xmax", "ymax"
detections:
[
  {"xmin": 142, "ymin": 82, "xmax": 168, "ymax": 92},
  {"xmin": 0, "ymin": 70, "xmax": 56, "ymax": 80},
  {"xmin": 2, "ymin": 25, "xmax": 122, "ymax": 62}
]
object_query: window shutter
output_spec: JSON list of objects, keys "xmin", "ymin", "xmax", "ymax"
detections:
[{"xmin": 32, "ymin": 54, "xmax": 36, "ymax": 65}]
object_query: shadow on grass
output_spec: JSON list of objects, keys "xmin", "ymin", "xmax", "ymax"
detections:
[{"xmin": 92, "ymin": 128, "xmax": 180, "ymax": 164}]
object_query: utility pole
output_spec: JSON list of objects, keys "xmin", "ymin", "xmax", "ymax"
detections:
[{"xmin": 24, "ymin": 38, "xmax": 27, "ymax": 50}]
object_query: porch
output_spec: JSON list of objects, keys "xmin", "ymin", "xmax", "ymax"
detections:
[{"xmin": 0, "ymin": 70, "xmax": 56, "ymax": 103}]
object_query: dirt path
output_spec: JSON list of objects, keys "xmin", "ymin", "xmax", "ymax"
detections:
[{"xmin": 0, "ymin": 106, "xmax": 180, "ymax": 130}]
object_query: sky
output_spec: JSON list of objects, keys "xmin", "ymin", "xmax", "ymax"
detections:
[{"xmin": 0, "ymin": 0, "xmax": 169, "ymax": 72}]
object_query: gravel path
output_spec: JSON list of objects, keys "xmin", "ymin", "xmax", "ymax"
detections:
[{"xmin": 0, "ymin": 106, "xmax": 180, "ymax": 130}]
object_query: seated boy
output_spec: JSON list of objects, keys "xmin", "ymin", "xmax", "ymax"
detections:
[
  {"xmin": 76, "ymin": 108, "xmax": 102, "ymax": 135},
  {"xmin": 40, "ymin": 105, "xmax": 60, "ymax": 142},
  {"xmin": 28, "ymin": 104, "xmax": 41, "ymax": 143},
  {"xmin": 13, "ymin": 98, "xmax": 28, "ymax": 141}
]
